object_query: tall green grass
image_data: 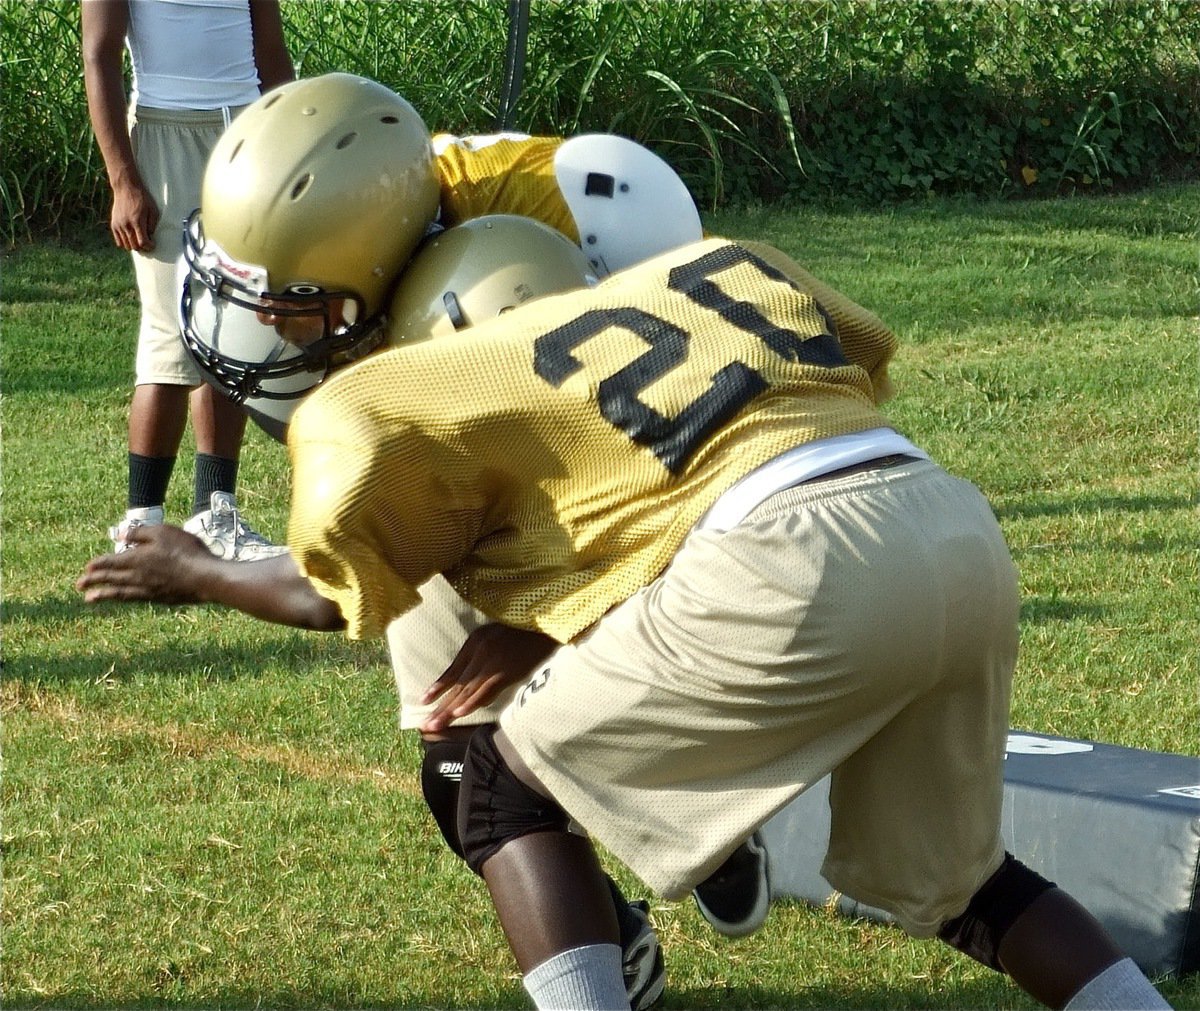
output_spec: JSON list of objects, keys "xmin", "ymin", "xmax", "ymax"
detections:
[
  {"xmin": 3, "ymin": 0, "xmax": 1197, "ymax": 243},
  {"xmin": 4, "ymin": 186, "xmax": 1199, "ymax": 1008}
]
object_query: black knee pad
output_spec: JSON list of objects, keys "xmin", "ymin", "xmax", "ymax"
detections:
[
  {"xmin": 458, "ymin": 724, "xmax": 571, "ymax": 875},
  {"xmin": 420, "ymin": 737, "xmax": 471, "ymax": 860},
  {"xmin": 937, "ymin": 852, "xmax": 1056, "ymax": 972}
]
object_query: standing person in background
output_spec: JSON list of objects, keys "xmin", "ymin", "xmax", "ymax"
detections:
[{"xmin": 81, "ymin": 0, "xmax": 293, "ymax": 560}]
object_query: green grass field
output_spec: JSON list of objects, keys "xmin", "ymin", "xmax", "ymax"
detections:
[{"xmin": 4, "ymin": 186, "xmax": 1199, "ymax": 1009}]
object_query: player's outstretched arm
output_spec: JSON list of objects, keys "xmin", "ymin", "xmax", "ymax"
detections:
[{"xmin": 76, "ymin": 524, "xmax": 345, "ymax": 632}]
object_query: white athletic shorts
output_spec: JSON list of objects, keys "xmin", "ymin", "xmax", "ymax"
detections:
[
  {"xmin": 387, "ymin": 575, "xmax": 519, "ymax": 731},
  {"xmin": 501, "ymin": 458, "xmax": 1015, "ymax": 937},
  {"xmin": 128, "ymin": 105, "xmax": 242, "ymax": 386}
]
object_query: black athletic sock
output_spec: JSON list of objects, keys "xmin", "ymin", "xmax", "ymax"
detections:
[
  {"xmin": 128, "ymin": 452, "xmax": 175, "ymax": 509},
  {"xmin": 193, "ymin": 453, "xmax": 239, "ymax": 515}
]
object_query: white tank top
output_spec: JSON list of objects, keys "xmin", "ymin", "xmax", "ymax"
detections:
[{"xmin": 126, "ymin": 0, "xmax": 260, "ymax": 110}]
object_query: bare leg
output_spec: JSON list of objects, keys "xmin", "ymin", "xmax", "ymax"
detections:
[
  {"xmin": 483, "ymin": 729, "xmax": 619, "ymax": 973},
  {"xmin": 128, "ymin": 383, "xmax": 189, "ymax": 457},
  {"xmin": 482, "ymin": 830, "xmax": 620, "ymax": 974},
  {"xmin": 191, "ymin": 382, "xmax": 247, "ymax": 459},
  {"xmin": 998, "ymin": 888, "xmax": 1125, "ymax": 1009}
]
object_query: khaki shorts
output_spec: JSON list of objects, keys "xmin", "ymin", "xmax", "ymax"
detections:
[
  {"xmin": 501, "ymin": 458, "xmax": 1015, "ymax": 937},
  {"xmin": 387, "ymin": 575, "xmax": 519, "ymax": 731},
  {"xmin": 128, "ymin": 105, "xmax": 242, "ymax": 386}
]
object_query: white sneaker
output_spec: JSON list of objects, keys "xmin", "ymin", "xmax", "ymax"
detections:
[
  {"xmin": 108, "ymin": 504, "xmax": 164, "ymax": 553},
  {"xmin": 183, "ymin": 491, "xmax": 288, "ymax": 562},
  {"xmin": 621, "ymin": 899, "xmax": 665, "ymax": 1011}
]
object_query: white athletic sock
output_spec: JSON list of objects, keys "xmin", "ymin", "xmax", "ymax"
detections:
[
  {"xmin": 523, "ymin": 943, "xmax": 630, "ymax": 1010},
  {"xmin": 1064, "ymin": 957, "xmax": 1171, "ymax": 1010}
]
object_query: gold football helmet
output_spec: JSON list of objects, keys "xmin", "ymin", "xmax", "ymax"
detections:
[
  {"xmin": 386, "ymin": 214, "xmax": 597, "ymax": 345},
  {"xmin": 181, "ymin": 72, "xmax": 441, "ymax": 411}
]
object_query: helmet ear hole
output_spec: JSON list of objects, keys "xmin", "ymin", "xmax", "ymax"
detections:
[
  {"xmin": 585, "ymin": 172, "xmax": 615, "ymax": 197},
  {"xmin": 290, "ymin": 174, "xmax": 313, "ymax": 201},
  {"xmin": 443, "ymin": 291, "xmax": 467, "ymax": 329}
]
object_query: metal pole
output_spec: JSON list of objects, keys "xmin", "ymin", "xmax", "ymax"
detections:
[{"xmin": 495, "ymin": 0, "xmax": 530, "ymax": 131}]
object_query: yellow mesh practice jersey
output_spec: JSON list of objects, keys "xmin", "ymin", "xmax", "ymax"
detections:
[
  {"xmin": 432, "ymin": 133, "xmax": 578, "ymax": 242},
  {"xmin": 288, "ymin": 238, "xmax": 899, "ymax": 643}
]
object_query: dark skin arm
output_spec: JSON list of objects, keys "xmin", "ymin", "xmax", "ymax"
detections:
[
  {"xmin": 78, "ymin": 528, "xmax": 550, "ymax": 725},
  {"xmin": 248, "ymin": 0, "xmax": 294, "ymax": 91},
  {"xmin": 81, "ymin": 0, "xmax": 158, "ymax": 252},
  {"xmin": 76, "ymin": 524, "xmax": 344, "ymax": 631}
]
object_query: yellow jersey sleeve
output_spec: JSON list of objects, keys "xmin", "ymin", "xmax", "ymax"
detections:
[
  {"xmin": 288, "ymin": 238, "xmax": 897, "ymax": 642},
  {"xmin": 738, "ymin": 240, "xmax": 896, "ymax": 403},
  {"xmin": 432, "ymin": 133, "xmax": 579, "ymax": 241}
]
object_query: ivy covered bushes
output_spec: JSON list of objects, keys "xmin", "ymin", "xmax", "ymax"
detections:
[{"xmin": 717, "ymin": 1, "xmax": 1199, "ymax": 204}]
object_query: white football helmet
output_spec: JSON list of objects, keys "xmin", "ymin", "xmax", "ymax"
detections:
[
  {"xmin": 180, "ymin": 73, "xmax": 441, "ymax": 417},
  {"xmin": 239, "ymin": 214, "xmax": 596, "ymax": 440},
  {"xmin": 554, "ymin": 134, "xmax": 704, "ymax": 275}
]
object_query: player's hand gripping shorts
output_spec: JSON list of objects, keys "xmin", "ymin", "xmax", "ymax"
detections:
[{"xmin": 387, "ymin": 575, "xmax": 520, "ymax": 730}]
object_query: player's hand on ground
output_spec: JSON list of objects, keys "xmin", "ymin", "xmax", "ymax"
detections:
[
  {"xmin": 419, "ymin": 623, "xmax": 557, "ymax": 733},
  {"xmin": 77, "ymin": 524, "xmax": 213, "ymax": 604}
]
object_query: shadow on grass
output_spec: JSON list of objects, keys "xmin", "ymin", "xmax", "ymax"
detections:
[
  {"xmin": 663, "ymin": 970, "xmax": 1197, "ymax": 1009},
  {"xmin": 42, "ymin": 963, "xmax": 1188, "ymax": 1011},
  {"xmin": 993, "ymin": 491, "xmax": 1194, "ymax": 522},
  {"xmin": 0, "ymin": 976, "xmax": 1033, "ymax": 1011},
  {"xmin": 0, "ymin": 983, "xmax": 536, "ymax": 1011},
  {"xmin": 1019, "ymin": 595, "xmax": 1106, "ymax": 625},
  {"xmin": 662, "ymin": 980, "xmax": 1025, "ymax": 1010},
  {"xmin": 4, "ymin": 594, "xmax": 376, "ymax": 686}
]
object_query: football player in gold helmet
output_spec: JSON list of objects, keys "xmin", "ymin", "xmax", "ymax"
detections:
[
  {"xmin": 89, "ymin": 69, "xmax": 1164, "ymax": 1011},
  {"xmin": 172, "ymin": 72, "xmax": 726, "ymax": 992},
  {"xmin": 179, "ymin": 73, "xmax": 441, "ymax": 435}
]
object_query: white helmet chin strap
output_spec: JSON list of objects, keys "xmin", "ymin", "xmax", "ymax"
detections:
[{"xmin": 554, "ymin": 134, "xmax": 703, "ymax": 276}]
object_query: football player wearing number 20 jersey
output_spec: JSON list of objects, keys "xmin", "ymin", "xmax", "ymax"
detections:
[
  {"xmin": 82, "ymin": 74, "xmax": 1170, "ymax": 1011},
  {"xmin": 279, "ymin": 228, "xmax": 1170, "ymax": 1011}
]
